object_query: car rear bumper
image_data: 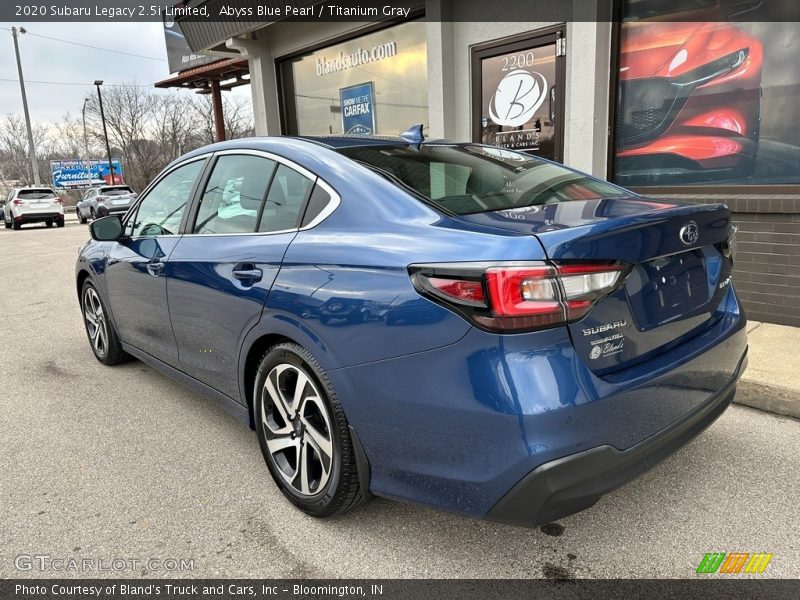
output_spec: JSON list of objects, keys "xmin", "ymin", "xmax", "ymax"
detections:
[
  {"xmin": 486, "ymin": 349, "xmax": 746, "ymax": 526},
  {"xmin": 331, "ymin": 288, "xmax": 747, "ymax": 522},
  {"xmin": 97, "ymin": 206, "xmax": 131, "ymax": 216},
  {"xmin": 14, "ymin": 212, "xmax": 64, "ymax": 223}
]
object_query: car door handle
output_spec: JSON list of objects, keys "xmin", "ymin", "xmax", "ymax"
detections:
[
  {"xmin": 233, "ymin": 265, "xmax": 262, "ymax": 283},
  {"xmin": 147, "ymin": 261, "xmax": 165, "ymax": 277}
]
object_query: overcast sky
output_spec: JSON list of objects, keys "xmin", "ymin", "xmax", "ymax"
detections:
[{"xmin": 0, "ymin": 22, "xmax": 251, "ymax": 125}]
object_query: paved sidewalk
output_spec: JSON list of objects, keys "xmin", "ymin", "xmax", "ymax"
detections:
[{"xmin": 736, "ymin": 320, "xmax": 800, "ymax": 419}]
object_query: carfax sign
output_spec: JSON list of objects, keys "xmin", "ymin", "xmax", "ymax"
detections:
[
  {"xmin": 339, "ymin": 82, "xmax": 376, "ymax": 135},
  {"xmin": 50, "ymin": 159, "xmax": 123, "ymax": 188}
]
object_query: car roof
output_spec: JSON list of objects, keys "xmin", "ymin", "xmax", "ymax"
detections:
[
  {"xmin": 181, "ymin": 135, "xmax": 449, "ymax": 158},
  {"xmin": 15, "ymin": 186, "xmax": 56, "ymax": 191},
  {"xmin": 295, "ymin": 135, "xmax": 445, "ymax": 149}
]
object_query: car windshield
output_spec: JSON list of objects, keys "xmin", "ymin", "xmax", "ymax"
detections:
[
  {"xmin": 18, "ymin": 190, "xmax": 57, "ymax": 200},
  {"xmin": 337, "ymin": 144, "xmax": 629, "ymax": 215},
  {"xmin": 101, "ymin": 187, "xmax": 133, "ymax": 196}
]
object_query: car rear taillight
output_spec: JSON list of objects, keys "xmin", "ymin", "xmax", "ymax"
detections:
[
  {"xmin": 12, "ymin": 199, "xmax": 23, "ymax": 206},
  {"xmin": 96, "ymin": 196, "xmax": 106, "ymax": 204},
  {"xmin": 410, "ymin": 261, "xmax": 629, "ymax": 333},
  {"xmin": 55, "ymin": 198, "xmax": 63, "ymax": 204}
]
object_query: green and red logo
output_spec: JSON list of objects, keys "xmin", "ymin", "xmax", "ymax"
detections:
[{"xmin": 696, "ymin": 552, "xmax": 773, "ymax": 574}]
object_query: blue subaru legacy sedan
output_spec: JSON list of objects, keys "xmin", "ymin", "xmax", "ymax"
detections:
[{"xmin": 75, "ymin": 129, "xmax": 747, "ymax": 526}]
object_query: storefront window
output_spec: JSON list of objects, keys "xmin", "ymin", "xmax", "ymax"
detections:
[
  {"xmin": 280, "ymin": 21, "xmax": 428, "ymax": 136},
  {"xmin": 613, "ymin": 0, "xmax": 800, "ymax": 186}
]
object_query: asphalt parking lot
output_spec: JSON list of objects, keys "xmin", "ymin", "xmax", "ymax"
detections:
[{"xmin": 1, "ymin": 215, "xmax": 798, "ymax": 579}]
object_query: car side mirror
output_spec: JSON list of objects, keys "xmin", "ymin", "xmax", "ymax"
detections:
[{"xmin": 90, "ymin": 215, "xmax": 125, "ymax": 241}]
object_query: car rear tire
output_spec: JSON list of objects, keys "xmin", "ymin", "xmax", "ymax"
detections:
[
  {"xmin": 90, "ymin": 208, "xmax": 96, "ymax": 221},
  {"xmin": 254, "ymin": 342, "xmax": 366, "ymax": 518},
  {"xmin": 56, "ymin": 220, "xmax": 64, "ymax": 228},
  {"xmin": 12, "ymin": 221, "xmax": 20, "ymax": 230},
  {"xmin": 46, "ymin": 221, "xmax": 53, "ymax": 228},
  {"xmin": 78, "ymin": 210, "xmax": 87, "ymax": 224},
  {"xmin": 81, "ymin": 281, "xmax": 129, "ymax": 365},
  {"xmin": 3, "ymin": 219, "xmax": 10, "ymax": 229}
]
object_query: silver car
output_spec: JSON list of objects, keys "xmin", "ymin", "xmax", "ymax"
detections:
[
  {"xmin": 76, "ymin": 185, "xmax": 137, "ymax": 223},
  {"xmin": 3, "ymin": 186, "xmax": 64, "ymax": 230}
]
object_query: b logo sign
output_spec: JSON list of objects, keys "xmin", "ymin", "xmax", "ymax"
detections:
[{"xmin": 489, "ymin": 70, "xmax": 548, "ymax": 127}]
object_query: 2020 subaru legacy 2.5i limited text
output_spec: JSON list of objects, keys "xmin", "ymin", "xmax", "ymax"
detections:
[{"xmin": 75, "ymin": 129, "xmax": 747, "ymax": 526}]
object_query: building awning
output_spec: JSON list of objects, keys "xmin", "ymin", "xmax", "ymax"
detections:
[
  {"xmin": 177, "ymin": 0, "xmax": 318, "ymax": 52},
  {"xmin": 154, "ymin": 57, "xmax": 250, "ymax": 93}
]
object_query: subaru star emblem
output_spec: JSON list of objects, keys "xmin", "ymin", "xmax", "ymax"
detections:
[{"xmin": 679, "ymin": 221, "xmax": 699, "ymax": 245}]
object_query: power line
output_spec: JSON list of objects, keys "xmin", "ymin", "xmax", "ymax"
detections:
[
  {"xmin": 1, "ymin": 26, "xmax": 167, "ymax": 62},
  {"xmin": 0, "ymin": 78, "xmax": 155, "ymax": 88}
]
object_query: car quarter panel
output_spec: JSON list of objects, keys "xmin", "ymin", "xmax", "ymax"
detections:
[{"xmin": 327, "ymin": 286, "xmax": 746, "ymax": 517}]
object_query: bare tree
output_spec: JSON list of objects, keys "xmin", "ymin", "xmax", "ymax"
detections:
[
  {"xmin": 84, "ymin": 84, "xmax": 160, "ymax": 191},
  {"xmin": 0, "ymin": 114, "xmax": 50, "ymax": 185},
  {"xmin": 191, "ymin": 94, "xmax": 255, "ymax": 144},
  {"xmin": 151, "ymin": 93, "xmax": 195, "ymax": 166},
  {"xmin": 0, "ymin": 82, "xmax": 254, "ymax": 195}
]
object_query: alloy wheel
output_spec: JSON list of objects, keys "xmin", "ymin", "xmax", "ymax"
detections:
[
  {"xmin": 260, "ymin": 363, "xmax": 334, "ymax": 497},
  {"xmin": 83, "ymin": 287, "xmax": 108, "ymax": 356}
]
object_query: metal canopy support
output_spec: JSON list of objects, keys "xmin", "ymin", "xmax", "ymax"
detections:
[{"xmin": 211, "ymin": 80, "xmax": 225, "ymax": 142}]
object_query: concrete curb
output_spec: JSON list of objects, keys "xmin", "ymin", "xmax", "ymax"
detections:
[{"xmin": 734, "ymin": 379, "xmax": 800, "ymax": 420}]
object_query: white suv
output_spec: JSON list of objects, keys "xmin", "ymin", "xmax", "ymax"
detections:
[{"xmin": 3, "ymin": 186, "xmax": 64, "ymax": 230}]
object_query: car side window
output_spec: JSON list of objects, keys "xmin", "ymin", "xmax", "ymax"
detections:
[
  {"xmin": 128, "ymin": 159, "xmax": 205, "ymax": 237},
  {"xmin": 193, "ymin": 155, "xmax": 277, "ymax": 234},
  {"xmin": 257, "ymin": 164, "xmax": 313, "ymax": 233}
]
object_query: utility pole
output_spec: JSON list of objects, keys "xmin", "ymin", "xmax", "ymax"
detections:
[
  {"xmin": 11, "ymin": 27, "xmax": 40, "ymax": 185},
  {"xmin": 94, "ymin": 81, "xmax": 116, "ymax": 184},
  {"xmin": 81, "ymin": 98, "xmax": 90, "ymax": 186},
  {"xmin": 81, "ymin": 98, "xmax": 90, "ymax": 157}
]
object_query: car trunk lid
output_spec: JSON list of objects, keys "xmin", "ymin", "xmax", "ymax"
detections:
[{"xmin": 456, "ymin": 198, "xmax": 735, "ymax": 374}]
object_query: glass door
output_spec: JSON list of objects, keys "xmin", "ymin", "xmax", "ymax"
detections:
[{"xmin": 472, "ymin": 27, "xmax": 566, "ymax": 160}]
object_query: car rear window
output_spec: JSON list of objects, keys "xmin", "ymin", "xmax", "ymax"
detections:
[
  {"xmin": 337, "ymin": 144, "xmax": 628, "ymax": 215},
  {"xmin": 100, "ymin": 187, "xmax": 133, "ymax": 196},
  {"xmin": 18, "ymin": 189, "xmax": 57, "ymax": 200}
]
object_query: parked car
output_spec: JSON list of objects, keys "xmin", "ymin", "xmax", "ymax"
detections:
[
  {"xmin": 4, "ymin": 186, "xmax": 64, "ymax": 230},
  {"xmin": 75, "ymin": 132, "xmax": 747, "ymax": 526},
  {"xmin": 76, "ymin": 185, "xmax": 137, "ymax": 223}
]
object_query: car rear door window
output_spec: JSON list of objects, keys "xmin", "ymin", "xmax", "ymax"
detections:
[
  {"xmin": 193, "ymin": 155, "xmax": 277, "ymax": 234},
  {"xmin": 128, "ymin": 159, "xmax": 205, "ymax": 237},
  {"xmin": 257, "ymin": 164, "xmax": 313, "ymax": 233}
]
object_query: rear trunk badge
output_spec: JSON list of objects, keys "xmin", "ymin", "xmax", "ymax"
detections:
[{"xmin": 679, "ymin": 221, "xmax": 699, "ymax": 245}]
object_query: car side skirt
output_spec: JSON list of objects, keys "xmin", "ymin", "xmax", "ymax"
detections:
[{"xmin": 121, "ymin": 342, "xmax": 250, "ymax": 427}]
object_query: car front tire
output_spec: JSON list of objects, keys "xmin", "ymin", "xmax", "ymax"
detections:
[
  {"xmin": 254, "ymin": 342, "xmax": 366, "ymax": 518},
  {"xmin": 81, "ymin": 280, "xmax": 129, "ymax": 365}
]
